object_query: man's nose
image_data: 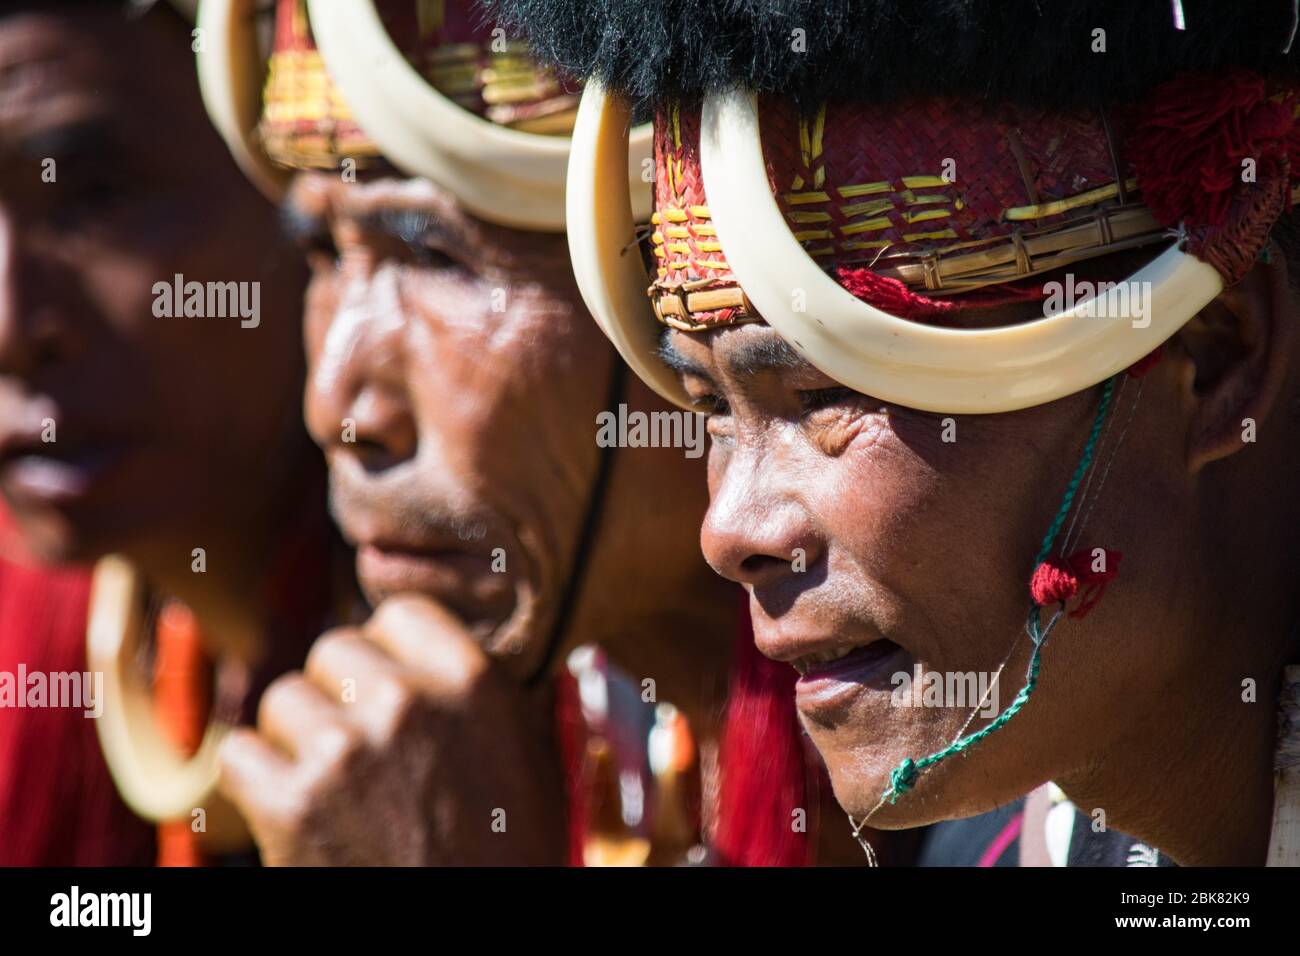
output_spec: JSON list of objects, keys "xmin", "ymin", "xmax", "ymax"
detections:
[
  {"xmin": 0, "ymin": 209, "xmax": 80, "ymax": 377},
  {"xmin": 700, "ymin": 450, "xmax": 821, "ymax": 589},
  {"xmin": 305, "ymin": 266, "xmax": 418, "ymax": 471}
]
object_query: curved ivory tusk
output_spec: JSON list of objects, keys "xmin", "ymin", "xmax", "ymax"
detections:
[
  {"xmin": 568, "ymin": 83, "xmax": 695, "ymax": 409},
  {"xmin": 698, "ymin": 88, "xmax": 1225, "ymax": 414},
  {"xmin": 307, "ymin": 0, "xmax": 653, "ymax": 232},
  {"xmin": 196, "ymin": 0, "xmax": 289, "ymax": 201},
  {"xmin": 88, "ymin": 557, "xmax": 229, "ymax": 823}
]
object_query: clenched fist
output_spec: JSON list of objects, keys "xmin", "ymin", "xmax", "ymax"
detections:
[{"xmin": 218, "ymin": 594, "xmax": 569, "ymax": 865}]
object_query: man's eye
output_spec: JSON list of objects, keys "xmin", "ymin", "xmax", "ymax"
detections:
[
  {"xmin": 692, "ymin": 393, "xmax": 730, "ymax": 416},
  {"xmin": 50, "ymin": 175, "xmax": 129, "ymax": 224},
  {"xmin": 798, "ymin": 386, "xmax": 856, "ymax": 414},
  {"xmin": 407, "ymin": 240, "xmax": 462, "ymax": 270}
]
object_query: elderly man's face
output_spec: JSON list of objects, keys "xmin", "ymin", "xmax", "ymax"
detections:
[
  {"xmin": 667, "ymin": 320, "xmax": 1200, "ymax": 826},
  {"xmin": 0, "ymin": 7, "xmax": 308, "ymax": 563},
  {"xmin": 293, "ymin": 172, "xmax": 620, "ymax": 677}
]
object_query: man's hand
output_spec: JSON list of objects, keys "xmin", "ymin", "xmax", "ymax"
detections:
[{"xmin": 217, "ymin": 594, "xmax": 568, "ymax": 865}]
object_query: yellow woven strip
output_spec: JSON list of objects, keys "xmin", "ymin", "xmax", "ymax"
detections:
[
  {"xmin": 692, "ymin": 225, "xmax": 717, "ymax": 237},
  {"xmin": 653, "ymin": 246, "xmax": 666, "ymax": 258},
  {"xmin": 902, "ymin": 192, "xmax": 949, "ymax": 206},
  {"xmin": 665, "ymin": 227, "xmax": 691, "ymax": 239},
  {"xmin": 902, "ymin": 175, "xmax": 948, "ymax": 188},
  {"xmin": 784, "ymin": 191, "xmax": 832, "ymax": 205},
  {"xmin": 694, "ymin": 258, "xmax": 730, "ymax": 270},
  {"xmin": 1004, "ymin": 178, "xmax": 1139, "ymax": 221},
  {"xmin": 840, "ymin": 197, "xmax": 895, "ymax": 219},
  {"xmin": 839, "ymin": 217, "xmax": 893, "ymax": 236},
  {"xmin": 901, "ymin": 208, "xmax": 951, "ymax": 225},
  {"xmin": 806, "ymin": 246, "xmax": 836, "ymax": 257},
  {"xmin": 689, "ymin": 205, "xmax": 711, "ymax": 219},
  {"xmin": 902, "ymin": 228, "xmax": 959, "ymax": 241},
  {"xmin": 667, "ymin": 242, "xmax": 692, "ymax": 254},
  {"xmin": 842, "ymin": 239, "xmax": 893, "ymax": 250},
  {"xmin": 812, "ymin": 104, "xmax": 827, "ymax": 188},
  {"xmin": 788, "ymin": 211, "xmax": 833, "ymax": 223},
  {"xmin": 658, "ymin": 267, "xmax": 668, "ymax": 278},
  {"xmin": 651, "ymin": 232, "xmax": 664, "ymax": 245},
  {"xmin": 791, "ymin": 174, "xmax": 807, "ymax": 190},
  {"xmin": 662, "ymin": 208, "xmax": 688, "ymax": 223},
  {"xmin": 695, "ymin": 241, "xmax": 723, "ymax": 253},
  {"xmin": 651, "ymin": 212, "xmax": 663, "ymax": 225},
  {"xmin": 794, "ymin": 229, "xmax": 833, "ymax": 241},
  {"xmin": 837, "ymin": 181, "xmax": 893, "ymax": 198}
]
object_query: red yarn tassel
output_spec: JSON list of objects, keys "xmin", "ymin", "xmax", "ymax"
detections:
[
  {"xmin": 714, "ymin": 607, "xmax": 815, "ymax": 866},
  {"xmin": 1029, "ymin": 548, "xmax": 1122, "ymax": 619},
  {"xmin": 1129, "ymin": 70, "xmax": 1299, "ymax": 230}
]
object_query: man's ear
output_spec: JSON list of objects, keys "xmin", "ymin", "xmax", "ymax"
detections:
[{"xmin": 1174, "ymin": 243, "xmax": 1296, "ymax": 472}]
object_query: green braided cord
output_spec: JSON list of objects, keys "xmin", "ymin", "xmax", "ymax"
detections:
[
  {"xmin": 882, "ymin": 375, "xmax": 1118, "ymax": 806},
  {"xmin": 885, "ymin": 614, "xmax": 1046, "ymax": 802},
  {"xmin": 1032, "ymin": 375, "xmax": 1116, "ymax": 567}
]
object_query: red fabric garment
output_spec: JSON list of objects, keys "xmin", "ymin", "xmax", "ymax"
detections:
[{"xmin": 0, "ymin": 506, "xmax": 153, "ymax": 866}]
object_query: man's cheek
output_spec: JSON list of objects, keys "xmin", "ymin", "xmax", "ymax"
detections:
[{"xmin": 705, "ymin": 438, "xmax": 731, "ymax": 496}]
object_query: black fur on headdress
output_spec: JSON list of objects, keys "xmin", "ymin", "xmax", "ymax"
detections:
[{"xmin": 484, "ymin": 0, "xmax": 1300, "ymax": 107}]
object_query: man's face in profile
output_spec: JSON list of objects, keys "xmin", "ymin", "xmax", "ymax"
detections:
[
  {"xmin": 0, "ymin": 5, "xmax": 308, "ymax": 563},
  {"xmin": 293, "ymin": 171, "xmax": 619, "ymax": 676}
]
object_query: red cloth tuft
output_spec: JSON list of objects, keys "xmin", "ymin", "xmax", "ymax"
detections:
[
  {"xmin": 1129, "ymin": 70, "xmax": 1299, "ymax": 230},
  {"xmin": 837, "ymin": 267, "xmax": 1049, "ymax": 322},
  {"xmin": 1029, "ymin": 548, "xmax": 1123, "ymax": 619}
]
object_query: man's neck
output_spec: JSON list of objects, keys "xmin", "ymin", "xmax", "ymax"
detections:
[
  {"xmin": 126, "ymin": 455, "xmax": 321, "ymax": 665},
  {"xmin": 1059, "ymin": 664, "xmax": 1282, "ymax": 866}
]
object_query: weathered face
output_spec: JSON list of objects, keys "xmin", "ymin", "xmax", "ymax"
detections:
[
  {"xmin": 292, "ymin": 171, "xmax": 618, "ymax": 676},
  {"xmin": 666, "ymin": 320, "xmax": 1203, "ymax": 827},
  {"xmin": 0, "ymin": 7, "xmax": 307, "ymax": 563}
]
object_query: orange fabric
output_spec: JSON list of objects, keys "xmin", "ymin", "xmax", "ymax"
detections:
[{"xmin": 152, "ymin": 600, "xmax": 212, "ymax": 867}]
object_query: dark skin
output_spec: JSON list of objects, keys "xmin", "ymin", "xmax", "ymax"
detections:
[
  {"xmin": 0, "ymin": 7, "xmax": 313, "ymax": 655},
  {"xmin": 218, "ymin": 172, "xmax": 765, "ymax": 864},
  {"xmin": 667, "ymin": 251, "xmax": 1300, "ymax": 866}
]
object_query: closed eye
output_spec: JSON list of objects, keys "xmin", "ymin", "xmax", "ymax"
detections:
[
  {"xmin": 690, "ymin": 393, "xmax": 730, "ymax": 416},
  {"xmin": 798, "ymin": 386, "xmax": 857, "ymax": 414}
]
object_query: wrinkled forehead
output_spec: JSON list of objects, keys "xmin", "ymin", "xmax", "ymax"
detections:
[{"xmin": 284, "ymin": 168, "xmax": 572, "ymax": 269}]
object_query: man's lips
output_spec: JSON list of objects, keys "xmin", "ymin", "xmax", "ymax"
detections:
[
  {"xmin": 354, "ymin": 541, "xmax": 514, "ymax": 625},
  {"xmin": 0, "ymin": 444, "xmax": 126, "ymax": 505},
  {"xmin": 791, "ymin": 640, "xmax": 912, "ymax": 721}
]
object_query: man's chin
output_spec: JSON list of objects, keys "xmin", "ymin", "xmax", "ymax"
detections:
[{"xmin": 0, "ymin": 508, "xmax": 99, "ymax": 567}]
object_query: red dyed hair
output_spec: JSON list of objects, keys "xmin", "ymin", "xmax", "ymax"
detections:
[{"xmin": 713, "ymin": 608, "xmax": 815, "ymax": 867}]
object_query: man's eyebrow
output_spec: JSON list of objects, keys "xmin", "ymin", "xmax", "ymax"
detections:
[
  {"xmin": 657, "ymin": 327, "xmax": 709, "ymax": 379},
  {"xmin": 721, "ymin": 332, "xmax": 807, "ymax": 376}
]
